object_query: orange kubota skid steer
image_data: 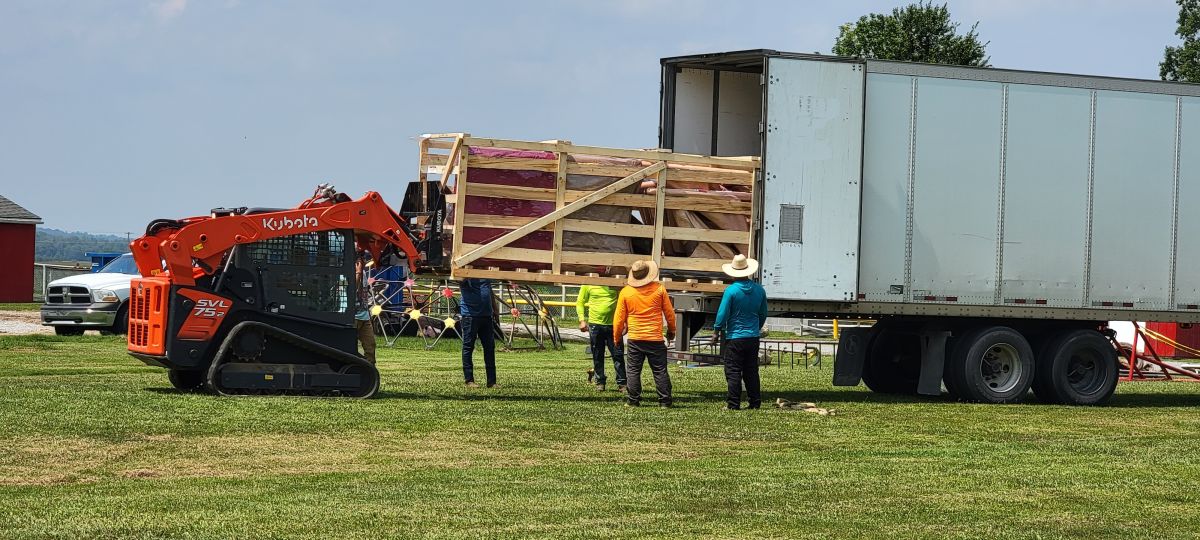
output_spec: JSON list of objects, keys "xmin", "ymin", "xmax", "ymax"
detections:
[{"xmin": 125, "ymin": 184, "xmax": 440, "ymax": 398}]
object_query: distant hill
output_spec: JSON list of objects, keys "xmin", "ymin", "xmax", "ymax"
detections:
[{"xmin": 36, "ymin": 228, "xmax": 130, "ymax": 262}]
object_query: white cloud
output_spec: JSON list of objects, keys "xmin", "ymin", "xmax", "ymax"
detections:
[{"xmin": 152, "ymin": 0, "xmax": 188, "ymax": 22}]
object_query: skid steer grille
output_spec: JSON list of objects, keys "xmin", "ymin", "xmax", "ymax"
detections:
[{"xmin": 128, "ymin": 277, "xmax": 168, "ymax": 355}]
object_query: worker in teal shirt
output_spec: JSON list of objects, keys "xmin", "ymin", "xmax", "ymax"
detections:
[
  {"xmin": 576, "ymin": 284, "xmax": 625, "ymax": 392},
  {"xmin": 714, "ymin": 255, "xmax": 768, "ymax": 409}
]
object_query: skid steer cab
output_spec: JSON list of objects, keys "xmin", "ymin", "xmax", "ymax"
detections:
[{"xmin": 125, "ymin": 185, "xmax": 426, "ymax": 398}]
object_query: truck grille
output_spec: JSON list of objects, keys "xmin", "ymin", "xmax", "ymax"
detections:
[
  {"xmin": 46, "ymin": 286, "xmax": 91, "ymax": 304},
  {"xmin": 128, "ymin": 277, "xmax": 168, "ymax": 355}
]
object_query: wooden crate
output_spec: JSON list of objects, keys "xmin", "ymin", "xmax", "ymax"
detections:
[{"xmin": 417, "ymin": 134, "xmax": 761, "ymax": 293}]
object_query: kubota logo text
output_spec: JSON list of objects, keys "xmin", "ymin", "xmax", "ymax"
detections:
[
  {"xmin": 192, "ymin": 299, "xmax": 231, "ymax": 318},
  {"xmin": 262, "ymin": 214, "xmax": 319, "ymax": 232}
]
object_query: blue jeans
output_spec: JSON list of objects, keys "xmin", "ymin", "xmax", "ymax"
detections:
[
  {"xmin": 588, "ymin": 324, "xmax": 625, "ymax": 386},
  {"xmin": 461, "ymin": 316, "xmax": 496, "ymax": 385}
]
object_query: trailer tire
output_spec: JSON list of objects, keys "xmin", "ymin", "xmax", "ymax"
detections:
[
  {"xmin": 168, "ymin": 369, "xmax": 206, "ymax": 391},
  {"xmin": 1031, "ymin": 330, "xmax": 1118, "ymax": 405},
  {"xmin": 860, "ymin": 328, "xmax": 921, "ymax": 395},
  {"xmin": 947, "ymin": 326, "xmax": 1034, "ymax": 404}
]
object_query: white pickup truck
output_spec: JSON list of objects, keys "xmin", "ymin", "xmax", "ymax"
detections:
[{"xmin": 40, "ymin": 253, "xmax": 138, "ymax": 336}]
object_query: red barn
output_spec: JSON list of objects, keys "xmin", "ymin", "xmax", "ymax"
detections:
[{"xmin": 0, "ymin": 195, "xmax": 42, "ymax": 303}]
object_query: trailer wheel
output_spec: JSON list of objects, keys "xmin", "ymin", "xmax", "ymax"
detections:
[
  {"xmin": 167, "ymin": 369, "xmax": 206, "ymax": 391},
  {"xmin": 947, "ymin": 326, "xmax": 1034, "ymax": 403},
  {"xmin": 1031, "ymin": 330, "xmax": 1118, "ymax": 405},
  {"xmin": 860, "ymin": 328, "xmax": 921, "ymax": 394}
]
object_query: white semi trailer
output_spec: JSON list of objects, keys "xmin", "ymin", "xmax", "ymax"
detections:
[{"xmin": 658, "ymin": 49, "xmax": 1200, "ymax": 405}]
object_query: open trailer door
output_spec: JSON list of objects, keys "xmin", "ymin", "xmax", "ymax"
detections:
[{"xmin": 760, "ymin": 57, "xmax": 865, "ymax": 302}]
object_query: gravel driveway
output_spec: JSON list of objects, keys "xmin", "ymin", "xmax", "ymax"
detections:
[{"xmin": 0, "ymin": 310, "xmax": 53, "ymax": 335}]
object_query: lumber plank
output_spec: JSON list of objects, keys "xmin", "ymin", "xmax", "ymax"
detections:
[
  {"xmin": 452, "ymin": 267, "xmax": 727, "ymax": 293},
  {"xmin": 552, "ymin": 152, "xmax": 566, "ymax": 274},
  {"xmin": 462, "ymin": 137, "xmax": 759, "ymax": 170},
  {"xmin": 468, "ymin": 155, "xmax": 560, "ymax": 173},
  {"xmin": 450, "ymin": 150, "xmax": 468, "ymax": 265},
  {"xmin": 565, "ymin": 162, "xmax": 753, "ymax": 186},
  {"xmin": 457, "ymin": 244, "xmax": 552, "ymax": 264},
  {"xmin": 652, "ymin": 169, "xmax": 666, "ymax": 266},
  {"xmin": 562, "ymin": 219, "xmax": 654, "ymax": 238},
  {"xmin": 437, "ymin": 136, "xmax": 464, "ymax": 191},
  {"xmin": 417, "ymin": 137, "xmax": 429, "ymax": 212},
  {"xmin": 453, "ymin": 161, "xmax": 666, "ymax": 267},
  {"xmin": 421, "ymin": 153, "xmax": 449, "ymax": 167},
  {"xmin": 463, "ymin": 183, "xmax": 751, "ymax": 214},
  {"xmin": 462, "ymin": 213, "xmax": 552, "ymax": 231},
  {"xmin": 460, "ymin": 214, "xmax": 656, "ymax": 238},
  {"xmin": 661, "ymin": 227, "xmax": 749, "ymax": 244},
  {"xmin": 660, "ymin": 256, "xmax": 728, "ymax": 272}
]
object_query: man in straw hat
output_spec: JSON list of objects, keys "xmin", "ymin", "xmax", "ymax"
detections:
[
  {"xmin": 714, "ymin": 254, "xmax": 768, "ymax": 410},
  {"xmin": 613, "ymin": 260, "xmax": 676, "ymax": 407}
]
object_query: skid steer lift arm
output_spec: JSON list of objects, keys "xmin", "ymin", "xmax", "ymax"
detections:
[{"xmin": 130, "ymin": 186, "xmax": 422, "ymax": 285}]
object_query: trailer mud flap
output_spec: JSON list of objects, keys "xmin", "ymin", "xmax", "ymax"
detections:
[
  {"xmin": 916, "ymin": 331, "xmax": 951, "ymax": 396},
  {"xmin": 833, "ymin": 328, "xmax": 871, "ymax": 386}
]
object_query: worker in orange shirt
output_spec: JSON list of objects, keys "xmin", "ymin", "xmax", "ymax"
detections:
[{"xmin": 613, "ymin": 260, "xmax": 676, "ymax": 407}]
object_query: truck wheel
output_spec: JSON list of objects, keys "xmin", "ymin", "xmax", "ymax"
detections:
[
  {"xmin": 947, "ymin": 326, "xmax": 1034, "ymax": 403},
  {"xmin": 101, "ymin": 304, "xmax": 129, "ymax": 336},
  {"xmin": 168, "ymin": 369, "xmax": 206, "ymax": 391},
  {"xmin": 1031, "ymin": 330, "xmax": 1118, "ymax": 405},
  {"xmin": 860, "ymin": 328, "xmax": 921, "ymax": 394},
  {"xmin": 54, "ymin": 327, "xmax": 85, "ymax": 336}
]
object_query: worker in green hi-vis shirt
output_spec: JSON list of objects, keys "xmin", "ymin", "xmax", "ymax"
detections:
[{"xmin": 576, "ymin": 284, "xmax": 626, "ymax": 392}]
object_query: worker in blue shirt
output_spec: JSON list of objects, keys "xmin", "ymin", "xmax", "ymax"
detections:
[
  {"xmin": 714, "ymin": 255, "xmax": 768, "ymax": 410},
  {"xmin": 458, "ymin": 278, "xmax": 499, "ymax": 388}
]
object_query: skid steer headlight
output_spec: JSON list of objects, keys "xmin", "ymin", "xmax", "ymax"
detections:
[{"xmin": 93, "ymin": 289, "xmax": 119, "ymax": 303}]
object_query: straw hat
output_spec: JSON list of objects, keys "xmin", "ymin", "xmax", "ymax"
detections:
[
  {"xmin": 722, "ymin": 254, "xmax": 759, "ymax": 278},
  {"xmin": 626, "ymin": 260, "xmax": 660, "ymax": 287}
]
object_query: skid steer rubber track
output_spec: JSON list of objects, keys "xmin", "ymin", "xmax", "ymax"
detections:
[{"xmin": 205, "ymin": 321, "xmax": 380, "ymax": 398}]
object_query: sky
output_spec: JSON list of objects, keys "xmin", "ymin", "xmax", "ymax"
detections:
[{"xmin": 0, "ymin": 0, "xmax": 1184, "ymax": 235}]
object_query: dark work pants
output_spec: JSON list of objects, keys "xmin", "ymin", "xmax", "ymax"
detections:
[
  {"xmin": 723, "ymin": 337, "xmax": 762, "ymax": 409},
  {"xmin": 461, "ymin": 316, "xmax": 497, "ymax": 385},
  {"xmin": 588, "ymin": 324, "xmax": 626, "ymax": 386},
  {"xmin": 355, "ymin": 319, "xmax": 376, "ymax": 364},
  {"xmin": 625, "ymin": 340, "xmax": 671, "ymax": 405}
]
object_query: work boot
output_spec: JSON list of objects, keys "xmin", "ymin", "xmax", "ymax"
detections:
[
  {"xmin": 465, "ymin": 382, "xmax": 480, "ymax": 389},
  {"xmin": 594, "ymin": 383, "xmax": 605, "ymax": 392},
  {"xmin": 617, "ymin": 385, "xmax": 627, "ymax": 394},
  {"xmin": 486, "ymin": 382, "xmax": 502, "ymax": 389}
]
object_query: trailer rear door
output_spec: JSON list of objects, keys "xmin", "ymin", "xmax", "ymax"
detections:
[{"xmin": 761, "ymin": 58, "xmax": 864, "ymax": 301}]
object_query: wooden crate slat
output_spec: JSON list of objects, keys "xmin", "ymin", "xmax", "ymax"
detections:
[
  {"xmin": 462, "ymin": 137, "xmax": 759, "ymax": 170},
  {"xmin": 662, "ymin": 227, "xmax": 750, "ymax": 244},
  {"xmin": 468, "ymin": 155, "xmax": 560, "ymax": 173},
  {"xmin": 452, "ymin": 267, "xmax": 728, "ymax": 293},
  {"xmin": 660, "ymin": 256, "xmax": 729, "ymax": 272},
  {"xmin": 465, "ymin": 183, "xmax": 752, "ymax": 215}
]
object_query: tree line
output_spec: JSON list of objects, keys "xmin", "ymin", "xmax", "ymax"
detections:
[{"xmin": 36, "ymin": 228, "xmax": 129, "ymax": 263}]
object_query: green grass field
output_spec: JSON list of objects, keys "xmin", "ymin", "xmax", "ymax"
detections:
[
  {"xmin": 0, "ymin": 304, "xmax": 39, "ymax": 312},
  {"xmin": 1, "ymin": 334, "xmax": 1199, "ymax": 539}
]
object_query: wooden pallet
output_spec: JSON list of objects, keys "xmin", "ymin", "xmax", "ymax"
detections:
[{"xmin": 417, "ymin": 133, "xmax": 761, "ymax": 293}]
